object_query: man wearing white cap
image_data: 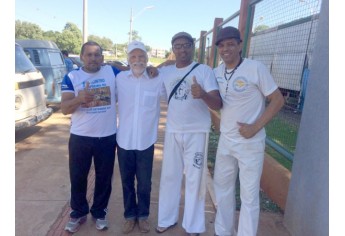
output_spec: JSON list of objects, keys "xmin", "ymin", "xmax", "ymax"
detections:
[{"xmin": 116, "ymin": 40, "xmax": 165, "ymax": 234}]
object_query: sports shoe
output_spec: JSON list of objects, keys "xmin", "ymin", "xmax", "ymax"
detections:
[
  {"xmin": 64, "ymin": 215, "xmax": 87, "ymax": 233},
  {"xmin": 123, "ymin": 219, "xmax": 136, "ymax": 234},
  {"xmin": 95, "ymin": 217, "xmax": 108, "ymax": 230},
  {"xmin": 138, "ymin": 219, "xmax": 150, "ymax": 233}
]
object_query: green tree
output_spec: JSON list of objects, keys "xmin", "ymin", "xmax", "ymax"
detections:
[
  {"xmin": 145, "ymin": 45, "xmax": 151, "ymax": 53},
  {"xmin": 55, "ymin": 22, "xmax": 82, "ymax": 54},
  {"xmin": 113, "ymin": 43, "xmax": 127, "ymax": 58},
  {"xmin": 15, "ymin": 20, "xmax": 44, "ymax": 39},
  {"xmin": 131, "ymin": 30, "xmax": 142, "ymax": 41},
  {"xmin": 88, "ymin": 35, "xmax": 102, "ymax": 43},
  {"xmin": 253, "ymin": 24, "xmax": 269, "ymax": 33},
  {"xmin": 88, "ymin": 35, "xmax": 113, "ymax": 51},
  {"xmin": 43, "ymin": 30, "xmax": 60, "ymax": 42}
]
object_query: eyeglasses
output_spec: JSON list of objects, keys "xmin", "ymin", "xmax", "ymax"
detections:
[{"xmin": 173, "ymin": 43, "xmax": 192, "ymax": 50}]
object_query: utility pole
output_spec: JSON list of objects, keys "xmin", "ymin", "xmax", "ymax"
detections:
[
  {"xmin": 129, "ymin": 8, "xmax": 133, "ymax": 44},
  {"xmin": 83, "ymin": 0, "xmax": 88, "ymax": 44},
  {"xmin": 128, "ymin": 6, "xmax": 154, "ymax": 44}
]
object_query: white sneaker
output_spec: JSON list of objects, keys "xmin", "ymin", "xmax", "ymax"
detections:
[
  {"xmin": 95, "ymin": 217, "xmax": 108, "ymax": 230},
  {"xmin": 64, "ymin": 215, "xmax": 87, "ymax": 233}
]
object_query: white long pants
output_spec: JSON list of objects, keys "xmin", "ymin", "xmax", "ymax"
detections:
[
  {"xmin": 158, "ymin": 132, "xmax": 207, "ymax": 233},
  {"xmin": 214, "ymin": 134, "xmax": 265, "ymax": 236}
]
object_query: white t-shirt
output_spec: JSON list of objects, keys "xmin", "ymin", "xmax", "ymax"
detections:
[
  {"xmin": 116, "ymin": 70, "xmax": 165, "ymax": 150},
  {"xmin": 61, "ymin": 65, "xmax": 118, "ymax": 137},
  {"xmin": 160, "ymin": 61, "xmax": 219, "ymax": 133},
  {"xmin": 213, "ymin": 58, "xmax": 278, "ymax": 143}
]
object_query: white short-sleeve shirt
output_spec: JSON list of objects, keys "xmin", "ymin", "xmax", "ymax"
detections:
[
  {"xmin": 160, "ymin": 61, "xmax": 219, "ymax": 133},
  {"xmin": 213, "ymin": 58, "xmax": 278, "ymax": 142},
  {"xmin": 61, "ymin": 65, "xmax": 118, "ymax": 137}
]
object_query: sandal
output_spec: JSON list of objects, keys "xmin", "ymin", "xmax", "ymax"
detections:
[{"xmin": 155, "ymin": 222, "xmax": 177, "ymax": 233}]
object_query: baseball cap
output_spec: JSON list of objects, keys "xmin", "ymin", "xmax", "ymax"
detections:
[
  {"xmin": 171, "ymin": 32, "xmax": 194, "ymax": 45},
  {"xmin": 215, "ymin": 26, "xmax": 242, "ymax": 46},
  {"xmin": 127, "ymin": 40, "xmax": 147, "ymax": 54}
]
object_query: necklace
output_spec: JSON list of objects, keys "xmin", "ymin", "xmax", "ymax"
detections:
[{"xmin": 224, "ymin": 57, "xmax": 243, "ymax": 94}]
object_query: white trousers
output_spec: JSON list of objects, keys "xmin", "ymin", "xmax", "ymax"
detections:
[
  {"xmin": 214, "ymin": 134, "xmax": 265, "ymax": 236},
  {"xmin": 158, "ymin": 132, "xmax": 207, "ymax": 233}
]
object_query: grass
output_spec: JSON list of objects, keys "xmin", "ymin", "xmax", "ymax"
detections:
[
  {"xmin": 149, "ymin": 57, "xmax": 166, "ymax": 66},
  {"xmin": 207, "ymin": 129, "xmax": 284, "ymax": 213},
  {"xmin": 265, "ymin": 116, "xmax": 298, "ymax": 153},
  {"xmin": 265, "ymin": 145, "xmax": 292, "ymax": 171}
]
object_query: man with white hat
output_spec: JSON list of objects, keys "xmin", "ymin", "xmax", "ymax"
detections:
[{"xmin": 116, "ymin": 40, "xmax": 165, "ymax": 234}]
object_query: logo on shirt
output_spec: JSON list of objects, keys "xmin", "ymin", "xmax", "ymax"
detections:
[
  {"xmin": 193, "ymin": 152, "xmax": 204, "ymax": 169},
  {"xmin": 172, "ymin": 80, "xmax": 190, "ymax": 101},
  {"xmin": 232, "ymin": 76, "xmax": 248, "ymax": 92}
]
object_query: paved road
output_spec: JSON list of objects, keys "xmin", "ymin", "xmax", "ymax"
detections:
[{"xmin": 15, "ymin": 103, "xmax": 290, "ymax": 236}]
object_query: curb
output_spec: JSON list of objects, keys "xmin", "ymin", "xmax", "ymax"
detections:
[{"xmin": 260, "ymin": 154, "xmax": 291, "ymax": 210}]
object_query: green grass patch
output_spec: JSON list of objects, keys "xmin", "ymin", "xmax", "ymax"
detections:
[
  {"xmin": 265, "ymin": 145, "xmax": 292, "ymax": 171},
  {"xmin": 265, "ymin": 116, "xmax": 298, "ymax": 153},
  {"xmin": 149, "ymin": 57, "xmax": 166, "ymax": 66}
]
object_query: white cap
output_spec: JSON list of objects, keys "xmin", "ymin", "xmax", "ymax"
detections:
[{"xmin": 127, "ymin": 41, "xmax": 147, "ymax": 54}]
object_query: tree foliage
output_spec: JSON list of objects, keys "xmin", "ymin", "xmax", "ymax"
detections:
[
  {"xmin": 88, "ymin": 35, "xmax": 113, "ymax": 51},
  {"xmin": 131, "ymin": 30, "xmax": 142, "ymax": 41},
  {"xmin": 15, "ymin": 20, "xmax": 167, "ymax": 58},
  {"xmin": 15, "ymin": 20, "xmax": 44, "ymax": 39},
  {"xmin": 56, "ymin": 22, "xmax": 83, "ymax": 54},
  {"xmin": 253, "ymin": 24, "xmax": 270, "ymax": 33},
  {"xmin": 42, "ymin": 30, "xmax": 60, "ymax": 42}
]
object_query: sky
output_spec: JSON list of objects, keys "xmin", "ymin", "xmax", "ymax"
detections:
[{"xmin": 15, "ymin": 0, "xmax": 241, "ymax": 51}]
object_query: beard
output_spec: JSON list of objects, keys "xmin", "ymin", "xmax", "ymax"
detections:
[{"xmin": 130, "ymin": 62, "xmax": 146, "ymax": 76}]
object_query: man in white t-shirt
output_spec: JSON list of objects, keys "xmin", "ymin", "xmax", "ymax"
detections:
[
  {"xmin": 213, "ymin": 26, "xmax": 285, "ymax": 236},
  {"xmin": 156, "ymin": 32, "xmax": 222, "ymax": 236},
  {"xmin": 61, "ymin": 41, "xmax": 121, "ymax": 233},
  {"xmin": 116, "ymin": 41, "xmax": 165, "ymax": 234}
]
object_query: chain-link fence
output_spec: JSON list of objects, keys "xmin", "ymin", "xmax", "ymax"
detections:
[{"xmin": 196, "ymin": 0, "xmax": 322, "ymax": 161}]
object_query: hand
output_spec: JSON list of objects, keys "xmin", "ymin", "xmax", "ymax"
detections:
[
  {"xmin": 191, "ymin": 76, "xmax": 206, "ymax": 99},
  {"xmin": 237, "ymin": 122, "xmax": 259, "ymax": 139},
  {"xmin": 146, "ymin": 66, "xmax": 159, "ymax": 78},
  {"xmin": 78, "ymin": 82, "xmax": 94, "ymax": 107}
]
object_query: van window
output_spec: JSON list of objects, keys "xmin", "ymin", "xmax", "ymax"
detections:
[
  {"xmin": 24, "ymin": 49, "xmax": 64, "ymax": 67},
  {"xmin": 15, "ymin": 45, "xmax": 36, "ymax": 74},
  {"xmin": 49, "ymin": 51, "xmax": 65, "ymax": 66}
]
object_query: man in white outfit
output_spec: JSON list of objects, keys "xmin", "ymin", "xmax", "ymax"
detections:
[
  {"xmin": 116, "ymin": 41, "xmax": 164, "ymax": 234},
  {"xmin": 213, "ymin": 26, "xmax": 285, "ymax": 236},
  {"xmin": 156, "ymin": 32, "xmax": 222, "ymax": 236}
]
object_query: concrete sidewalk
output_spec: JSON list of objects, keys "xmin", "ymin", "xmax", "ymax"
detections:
[{"xmin": 15, "ymin": 102, "xmax": 291, "ymax": 236}]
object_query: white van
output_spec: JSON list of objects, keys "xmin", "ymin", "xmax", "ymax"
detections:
[
  {"xmin": 15, "ymin": 43, "xmax": 53, "ymax": 131},
  {"xmin": 16, "ymin": 39, "xmax": 67, "ymax": 104}
]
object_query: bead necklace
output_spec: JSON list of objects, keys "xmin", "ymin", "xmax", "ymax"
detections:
[{"xmin": 224, "ymin": 57, "xmax": 243, "ymax": 94}]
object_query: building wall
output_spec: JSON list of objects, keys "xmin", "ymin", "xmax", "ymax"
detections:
[{"xmin": 151, "ymin": 48, "xmax": 166, "ymax": 58}]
